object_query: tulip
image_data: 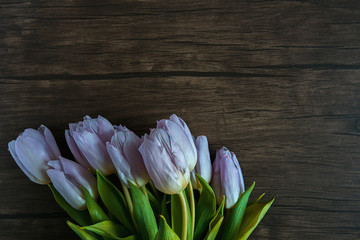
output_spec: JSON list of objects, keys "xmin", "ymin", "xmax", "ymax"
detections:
[
  {"xmin": 139, "ymin": 128, "xmax": 190, "ymax": 194},
  {"xmin": 65, "ymin": 115, "xmax": 115, "ymax": 175},
  {"xmin": 47, "ymin": 157, "xmax": 98, "ymax": 210},
  {"xmin": 106, "ymin": 125, "xmax": 149, "ymax": 187},
  {"xmin": 211, "ymin": 147, "xmax": 245, "ymax": 209},
  {"xmin": 8, "ymin": 125, "xmax": 61, "ymax": 184},
  {"xmin": 190, "ymin": 135, "xmax": 212, "ymax": 189},
  {"xmin": 156, "ymin": 114, "xmax": 197, "ymax": 171}
]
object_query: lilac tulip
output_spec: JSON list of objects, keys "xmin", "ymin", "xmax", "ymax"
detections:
[
  {"xmin": 190, "ymin": 135, "xmax": 212, "ymax": 189},
  {"xmin": 65, "ymin": 115, "xmax": 115, "ymax": 175},
  {"xmin": 156, "ymin": 114, "xmax": 197, "ymax": 171},
  {"xmin": 47, "ymin": 157, "xmax": 98, "ymax": 210},
  {"xmin": 106, "ymin": 125, "xmax": 149, "ymax": 187},
  {"xmin": 139, "ymin": 128, "xmax": 190, "ymax": 194},
  {"xmin": 8, "ymin": 125, "xmax": 61, "ymax": 184},
  {"xmin": 211, "ymin": 147, "xmax": 245, "ymax": 209}
]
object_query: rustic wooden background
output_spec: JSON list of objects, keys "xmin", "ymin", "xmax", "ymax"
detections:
[{"xmin": 1, "ymin": 0, "xmax": 360, "ymax": 239}]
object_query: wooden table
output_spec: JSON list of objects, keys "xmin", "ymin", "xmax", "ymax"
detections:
[{"xmin": 1, "ymin": 1, "xmax": 359, "ymax": 239}]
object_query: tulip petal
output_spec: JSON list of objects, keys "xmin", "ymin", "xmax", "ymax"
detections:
[
  {"xmin": 48, "ymin": 160, "xmax": 62, "ymax": 170},
  {"xmin": 72, "ymin": 131, "xmax": 114, "ymax": 175},
  {"xmin": 220, "ymin": 150, "xmax": 241, "ymax": 209},
  {"xmin": 97, "ymin": 115, "xmax": 114, "ymax": 143},
  {"xmin": 106, "ymin": 142, "xmax": 133, "ymax": 186},
  {"xmin": 38, "ymin": 125, "xmax": 61, "ymax": 159},
  {"xmin": 47, "ymin": 169, "xmax": 86, "ymax": 210},
  {"xmin": 59, "ymin": 157, "xmax": 98, "ymax": 199},
  {"xmin": 139, "ymin": 130, "xmax": 189, "ymax": 194},
  {"xmin": 211, "ymin": 151, "xmax": 223, "ymax": 204},
  {"xmin": 15, "ymin": 135, "xmax": 52, "ymax": 184},
  {"xmin": 195, "ymin": 136, "xmax": 212, "ymax": 183},
  {"xmin": 231, "ymin": 152, "xmax": 245, "ymax": 194},
  {"xmin": 8, "ymin": 141, "xmax": 44, "ymax": 184},
  {"xmin": 157, "ymin": 119, "xmax": 197, "ymax": 171},
  {"xmin": 65, "ymin": 130, "xmax": 92, "ymax": 170},
  {"xmin": 122, "ymin": 132, "xmax": 149, "ymax": 186}
]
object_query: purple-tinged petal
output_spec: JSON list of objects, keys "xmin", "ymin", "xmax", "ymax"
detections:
[
  {"xmin": 157, "ymin": 119, "xmax": 197, "ymax": 171},
  {"xmin": 38, "ymin": 125, "xmax": 61, "ymax": 159},
  {"xmin": 65, "ymin": 130, "xmax": 92, "ymax": 170},
  {"xmin": 194, "ymin": 136, "xmax": 212, "ymax": 183},
  {"xmin": 122, "ymin": 133, "xmax": 149, "ymax": 187},
  {"xmin": 59, "ymin": 157, "xmax": 98, "ymax": 199},
  {"xmin": 211, "ymin": 150, "xmax": 222, "ymax": 204},
  {"xmin": 107, "ymin": 142, "xmax": 133, "ymax": 186},
  {"xmin": 72, "ymin": 131, "xmax": 114, "ymax": 175},
  {"xmin": 48, "ymin": 160, "xmax": 62, "ymax": 171},
  {"xmin": 97, "ymin": 115, "xmax": 114, "ymax": 143},
  {"xmin": 8, "ymin": 141, "xmax": 44, "ymax": 184},
  {"xmin": 47, "ymin": 169, "xmax": 86, "ymax": 210},
  {"xmin": 15, "ymin": 135, "xmax": 52, "ymax": 184},
  {"xmin": 139, "ymin": 129, "xmax": 189, "ymax": 194}
]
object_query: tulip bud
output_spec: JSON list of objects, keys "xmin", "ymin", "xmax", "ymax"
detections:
[
  {"xmin": 190, "ymin": 135, "xmax": 212, "ymax": 189},
  {"xmin": 157, "ymin": 114, "xmax": 197, "ymax": 171},
  {"xmin": 211, "ymin": 147, "xmax": 245, "ymax": 209},
  {"xmin": 139, "ymin": 128, "xmax": 190, "ymax": 194},
  {"xmin": 47, "ymin": 157, "xmax": 98, "ymax": 210},
  {"xmin": 8, "ymin": 125, "xmax": 61, "ymax": 184},
  {"xmin": 65, "ymin": 115, "xmax": 115, "ymax": 175},
  {"xmin": 106, "ymin": 125, "xmax": 149, "ymax": 187}
]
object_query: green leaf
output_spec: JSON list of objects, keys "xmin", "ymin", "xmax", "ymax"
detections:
[
  {"xmin": 82, "ymin": 221, "xmax": 135, "ymax": 240},
  {"xmin": 221, "ymin": 182, "xmax": 255, "ymax": 240},
  {"xmin": 96, "ymin": 172, "xmax": 133, "ymax": 232},
  {"xmin": 194, "ymin": 174, "xmax": 217, "ymax": 240},
  {"xmin": 67, "ymin": 221, "xmax": 97, "ymax": 240},
  {"xmin": 129, "ymin": 182, "xmax": 158, "ymax": 240},
  {"xmin": 237, "ymin": 196, "xmax": 275, "ymax": 240},
  {"xmin": 48, "ymin": 184, "xmax": 92, "ymax": 226},
  {"xmin": 204, "ymin": 196, "xmax": 225, "ymax": 240},
  {"xmin": 247, "ymin": 193, "xmax": 265, "ymax": 206},
  {"xmin": 82, "ymin": 186, "xmax": 109, "ymax": 223},
  {"xmin": 171, "ymin": 191, "xmax": 192, "ymax": 240},
  {"xmin": 155, "ymin": 215, "xmax": 180, "ymax": 240},
  {"xmin": 205, "ymin": 217, "xmax": 224, "ymax": 240}
]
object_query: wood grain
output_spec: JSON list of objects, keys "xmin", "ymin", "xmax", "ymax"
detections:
[{"xmin": 1, "ymin": 0, "xmax": 360, "ymax": 239}]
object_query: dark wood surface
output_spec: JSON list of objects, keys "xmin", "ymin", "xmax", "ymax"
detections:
[{"xmin": 1, "ymin": 0, "xmax": 360, "ymax": 239}]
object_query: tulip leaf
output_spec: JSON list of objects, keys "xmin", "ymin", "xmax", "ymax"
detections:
[
  {"xmin": 248, "ymin": 193, "xmax": 265, "ymax": 206},
  {"xmin": 221, "ymin": 182, "xmax": 255, "ymax": 240},
  {"xmin": 204, "ymin": 196, "xmax": 225, "ymax": 240},
  {"xmin": 96, "ymin": 172, "xmax": 134, "ymax": 232},
  {"xmin": 171, "ymin": 191, "xmax": 192, "ymax": 240},
  {"xmin": 194, "ymin": 174, "xmax": 216, "ymax": 240},
  {"xmin": 67, "ymin": 221, "xmax": 98, "ymax": 240},
  {"xmin": 155, "ymin": 215, "xmax": 180, "ymax": 240},
  {"xmin": 82, "ymin": 221, "xmax": 135, "ymax": 240},
  {"xmin": 48, "ymin": 184, "xmax": 92, "ymax": 226},
  {"xmin": 237, "ymin": 196, "xmax": 275, "ymax": 240},
  {"xmin": 82, "ymin": 186, "xmax": 109, "ymax": 224},
  {"xmin": 129, "ymin": 182, "xmax": 158, "ymax": 240},
  {"xmin": 205, "ymin": 216, "xmax": 224, "ymax": 240}
]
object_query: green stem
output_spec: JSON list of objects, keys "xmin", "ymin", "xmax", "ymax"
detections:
[
  {"xmin": 188, "ymin": 182, "xmax": 195, "ymax": 236},
  {"xmin": 121, "ymin": 182, "xmax": 135, "ymax": 224},
  {"xmin": 178, "ymin": 191, "xmax": 188, "ymax": 240},
  {"xmin": 149, "ymin": 181, "xmax": 161, "ymax": 200},
  {"xmin": 141, "ymin": 185, "xmax": 149, "ymax": 201}
]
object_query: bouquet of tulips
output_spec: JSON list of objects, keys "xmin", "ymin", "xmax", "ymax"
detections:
[{"xmin": 8, "ymin": 114, "xmax": 274, "ymax": 240}]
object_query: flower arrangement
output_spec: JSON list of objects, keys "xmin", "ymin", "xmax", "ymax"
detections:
[{"xmin": 8, "ymin": 114, "xmax": 275, "ymax": 240}]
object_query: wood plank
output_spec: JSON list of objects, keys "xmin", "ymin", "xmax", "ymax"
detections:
[{"xmin": 1, "ymin": 1, "xmax": 360, "ymax": 77}]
